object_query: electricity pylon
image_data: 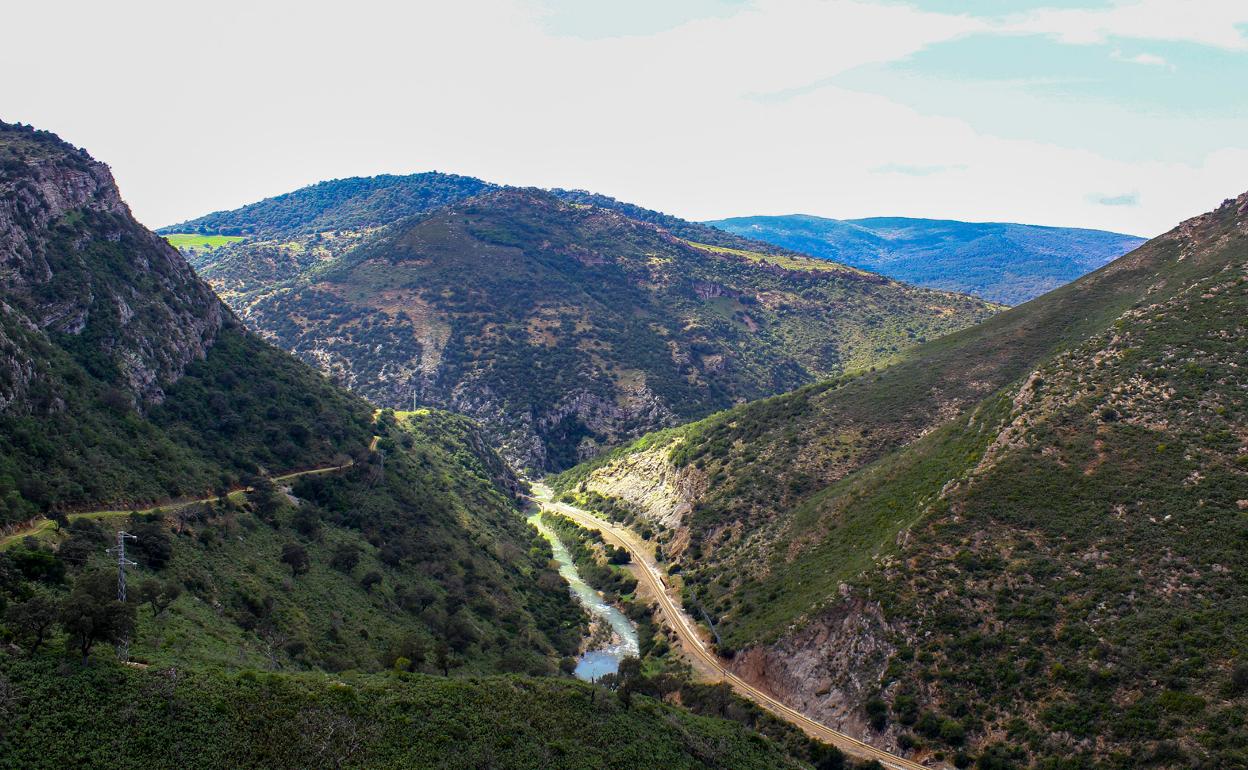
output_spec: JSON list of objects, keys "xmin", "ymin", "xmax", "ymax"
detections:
[{"xmin": 106, "ymin": 530, "xmax": 138, "ymax": 660}]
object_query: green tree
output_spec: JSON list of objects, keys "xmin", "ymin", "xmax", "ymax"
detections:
[
  {"xmin": 291, "ymin": 506, "xmax": 323, "ymax": 540},
  {"xmin": 136, "ymin": 578, "xmax": 182, "ymax": 616},
  {"xmin": 128, "ymin": 514, "xmax": 173, "ymax": 570},
  {"xmin": 433, "ymin": 639, "xmax": 460, "ymax": 676},
  {"xmin": 330, "ymin": 543, "xmax": 361, "ymax": 573},
  {"xmin": 4, "ymin": 591, "xmax": 60, "ymax": 653},
  {"xmin": 811, "ymin": 743, "xmax": 846, "ymax": 770},
  {"xmin": 59, "ymin": 571, "xmax": 136, "ymax": 663},
  {"xmin": 1230, "ymin": 664, "xmax": 1248, "ymax": 696},
  {"xmin": 280, "ymin": 543, "xmax": 310, "ymax": 577},
  {"xmin": 9, "ymin": 546, "xmax": 65, "ymax": 585},
  {"xmin": 249, "ymin": 477, "xmax": 285, "ymax": 525}
]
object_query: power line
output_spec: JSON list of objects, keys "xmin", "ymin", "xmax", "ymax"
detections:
[{"xmin": 106, "ymin": 530, "xmax": 138, "ymax": 660}]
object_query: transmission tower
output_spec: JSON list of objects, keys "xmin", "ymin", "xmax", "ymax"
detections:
[{"xmin": 106, "ymin": 530, "xmax": 138, "ymax": 660}]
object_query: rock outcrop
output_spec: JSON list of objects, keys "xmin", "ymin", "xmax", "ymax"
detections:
[{"xmin": 0, "ymin": 122, "xmax": 223, "ymax": 410}]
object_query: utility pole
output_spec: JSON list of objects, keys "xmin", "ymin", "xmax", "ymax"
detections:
[{"xmin": 107, "ymin": 530, "xmax": 138, "ymax": 660}]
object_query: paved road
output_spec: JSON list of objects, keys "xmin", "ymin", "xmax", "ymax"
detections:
[{"xmin": 530, "ymin": 483, "xmax": 939, "ymax": 770}]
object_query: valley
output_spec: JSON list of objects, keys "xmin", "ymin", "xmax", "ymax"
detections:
[
  {"xmin": 528, "ymin": 508, "xmax": 640, "ymax": 682},
  {"xmin": 0, "ymin": 121, "xmax": 887, "ymax": 769},
  {"xmin": 113, "ymin": 151, "xmax": 1248, "ymax": 767},
  {"xmin": 2, "ymin": 59, "xmax": 1245, "ymax": 769},
  {"xmin": 531, "ymin": 483, "xmax": 935, "ymax": 770}
]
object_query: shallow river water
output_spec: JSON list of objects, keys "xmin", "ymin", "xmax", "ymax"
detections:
[{"xmin": 529, "ymin": 512, "xmax": 639, "ymax": 680}]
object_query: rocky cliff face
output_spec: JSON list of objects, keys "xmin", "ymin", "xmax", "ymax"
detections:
[
  {"xmin": 570, "ymin": 436, "xmax": 703, "ymax": 530},
  {"xmin": 0, "ymin": 122, "xmax": 223, "ymax": 410},
  {"xmin": 729, "ymin": 595, "xmax": 900, "ymax": 742}
]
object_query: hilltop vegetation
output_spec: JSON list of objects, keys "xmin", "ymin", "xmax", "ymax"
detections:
[
  {"xmin": 187, "ymin": 184, "xmax": 997, "ymax": 471},
  {"xmin": 709, "ymin": 214, "xmax": 1144, "ymax": 304},
  {"xmin": 557, "ymin": 193, "xmax": 1248, "ymax": 767},
  {"xmin": 159, "ymin": 172, "xmax": 494, "ymax": 238}
]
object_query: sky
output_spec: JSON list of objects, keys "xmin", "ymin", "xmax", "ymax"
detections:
[{"xmin": 4, "ymin": 0, "xmax": 1248, "ymax": 236}]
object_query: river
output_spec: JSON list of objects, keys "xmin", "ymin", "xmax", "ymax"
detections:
[{"xmin": 528, "ymin": 512, "xmax": 639, "ymax": 681}]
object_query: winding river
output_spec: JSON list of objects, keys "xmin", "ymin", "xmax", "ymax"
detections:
[{"xmin": 528, "ymin": 512, "xmax": 639, "ymax": 680}]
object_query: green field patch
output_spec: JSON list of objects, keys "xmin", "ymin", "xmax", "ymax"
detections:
[
  {"xmin": 684, "ymin": 240, "xmax": 869, "ymax": 275},
  {"xmin": 163, "ymin": 233, "xmax": 245, "ymax": 251}
]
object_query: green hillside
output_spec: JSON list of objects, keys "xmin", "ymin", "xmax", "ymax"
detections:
[
  {"xmin": 0, "ymin": 658, "xmax": 810, "ymax": 770},
  {"xmin": 189, "ymin": 185, "xmax": 998, "ymax": 471},
  {"xmin": 0, "ymin": 121, "xmax": 581, "ymax": 675},
  {"xmin": 0, "ymin": 123, "xmax": 371, "ymax": 521},
  {"xmin": 556, "ymin": 192, "xmax": 1248, "ymax": 767}
]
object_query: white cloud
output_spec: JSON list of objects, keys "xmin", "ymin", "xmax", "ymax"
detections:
[
  {"xmin": 1110, "ymin": 49, "xmax": 1171, "ymax": 67},
  {"xmin": 1089, "ymin": 191, "xmax": 1141, "ymax": 206},
  {"xmin": 1000, "ymin": 0, "xmax": 1248, "ymax": 50},
  {"xmin": 0, "ymin": 0, "xmax": 1244, "ymax": 237}
]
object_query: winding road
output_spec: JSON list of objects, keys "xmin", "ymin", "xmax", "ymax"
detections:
[
  {"xmin": 530, "ymin": 483, "xmax": 938, "ymax": 770},
  {"xmin": 0, "ymin": 439, "xmax": 378, "ymax": 550}
]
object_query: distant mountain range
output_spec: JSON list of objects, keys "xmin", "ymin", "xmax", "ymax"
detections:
[
  {"xmin": 166, "ymin": 175, "xmax": 998, "ymax": 471},
  {"xmin": 707, "ymin": 214, "xmax": 1145, "ymax": 305}
]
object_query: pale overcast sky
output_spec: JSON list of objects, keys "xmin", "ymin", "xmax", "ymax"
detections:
[{"xmin": 4, "ymin": 0, "xmax": 1248, "ymax": 235}]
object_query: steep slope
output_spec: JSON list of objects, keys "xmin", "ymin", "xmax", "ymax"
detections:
[
  {"xmin": 709, "ymin": 214, "xmax": 1144, "ymax": 304},
  {"xmin": 0, "ymin": 125, "xmax": 223, "ymax": 407},
  {"xmin": 0, "ymin": 121, "xmax": 583, "ymax": 676},
  {"xmin": 557, "ymin": 193, "xmax": 1248, "ymax": 767},
  {"xmin": 0, "ymin": 122, "xmax": 369, "ymax": 520},
  {"xmin": 190, "ymin": 185, "xmax": 998, "ymax": 471}
]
